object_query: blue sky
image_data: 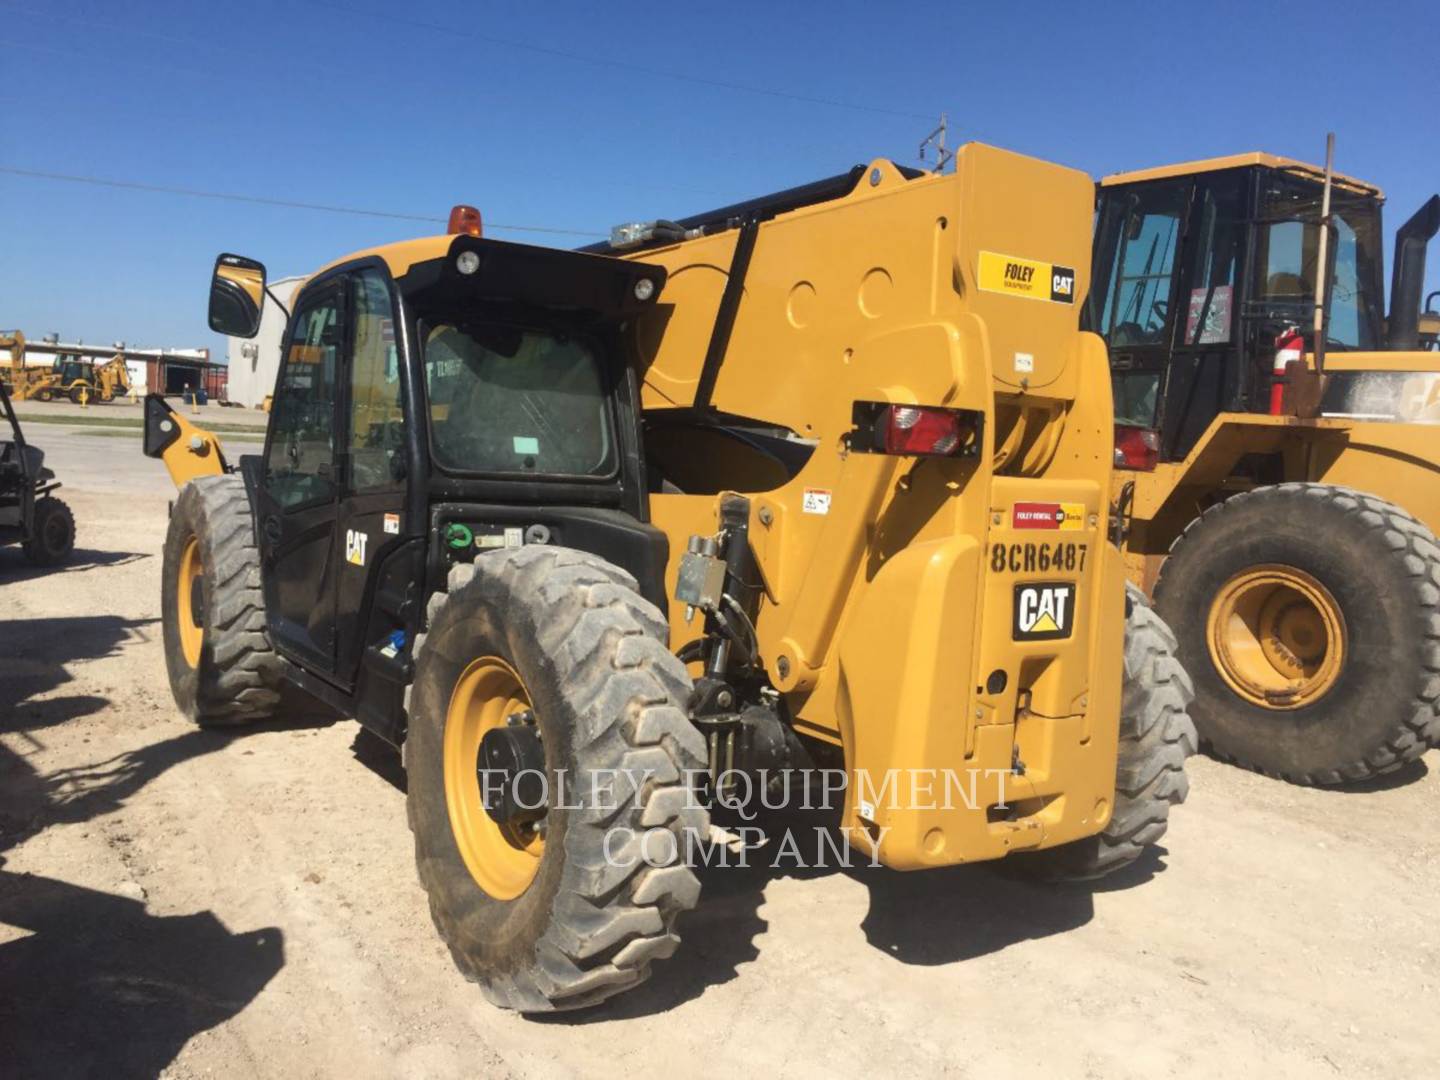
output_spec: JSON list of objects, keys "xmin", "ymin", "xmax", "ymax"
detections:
[{"xmin": 3, "ymin": 0, "xmax": 1436, "ymax": 355}]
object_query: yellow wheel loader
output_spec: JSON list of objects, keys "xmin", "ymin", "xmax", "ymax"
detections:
[
  {"xmin": 1090, "ymin": 147, "xmax": 1440, "ymax": 784},
  {"xmin": 144, "ymin": 144, "xmax": 1196, "ymax": 1012}
]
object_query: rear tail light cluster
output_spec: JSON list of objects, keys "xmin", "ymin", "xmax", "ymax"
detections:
[
  {"xmin": 849, "ymin": 401, "xmax": 983, "ymax": 459},
  {"xmin": 1113, "ymin": 424, "xmax": 1160, "ymax": 471}
]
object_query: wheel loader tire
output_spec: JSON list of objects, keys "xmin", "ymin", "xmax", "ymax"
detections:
[
  {"xmin": 1007, "ymin": 584, "xmax": 1197, "ymax": 881},
  {"xmin": 160, "ymin": 475, "xmax": 281, "ymax": 726},
  {"xmin": 405, "ymin": 547, "xmax": 709, "ymax": 1012},
  {"xmin": 1153, "ymin": 483, "xmax": 1440, "ymax": 785},
  {"xmin": 23, "ymin": 497, "xmax": 74, "ymax": 566}
]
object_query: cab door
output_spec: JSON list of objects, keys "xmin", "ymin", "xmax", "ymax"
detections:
[
  {"xmin": 332, "ymin": 267, "xmax": 410, "ymax": 682},
  {"xmin": 253, "ymin": 279, "xmax": 345, "ymax": 674},
  {"xmin": 1088, "ymin": 178, "xmax": 1190, "ymax": 442}
]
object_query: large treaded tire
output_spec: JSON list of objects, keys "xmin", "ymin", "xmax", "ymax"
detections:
[
  {"xmin": 23, "ymin": 497, "xmax": 74, "ymax": 566},
  {"xmin": 1154, "ymin": 483, "xmax": 1440, "ymax": 785},
  {"xmin": 1011, "ymin": 584, "xmax": 1197, "ymax": 881},
  {"xmin": 405, "ymin": 547, "xmax": 710, "ymax": 1012},
  {"xmin": 160, "ymin": 475, "xmax": 281, "ymax": 726}
]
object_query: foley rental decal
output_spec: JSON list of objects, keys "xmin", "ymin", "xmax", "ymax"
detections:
[
  {"xmin": 1012, "ymin": 501, "xmax": 1084, "ymax": 530},
  {"xmin": 977, "ymin": 251, "xmax": 1076, "ymax": 304}
]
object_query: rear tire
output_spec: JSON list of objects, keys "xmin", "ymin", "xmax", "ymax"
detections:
[
  {"xmin": 68, "ymin": 386, "xmax": 86, "ymax": 406},
  {"xmin": 406, "ymin": 547, "xmax": 709, "ymax": 1012},
  {"xmin": 1009, "ymin": 584, "xmax": 1197, "ymax": 881},
  {"xmin": 160, "ymin": 475, "xmax": 281, "ymax": 726},
  {"xmin": 23, "ymin": 497, "xmax": 74, "ymax": 566},
  {"xmin": 1154, "ymin": 483, "xmax": 1440, "ymax": 784}
]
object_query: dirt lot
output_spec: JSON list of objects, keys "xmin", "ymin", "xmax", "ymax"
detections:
[{"xmin": 2, "ymin": 425, "xmax": 1437, "ymax": 1079}]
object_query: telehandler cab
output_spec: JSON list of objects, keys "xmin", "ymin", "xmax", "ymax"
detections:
[
  {"xmin": 147, "ymin": 143, "xmax": 1195, "ymax": 1012},
  {"xmin": 1090, "ymin": 147, "xmax": 1440, "ymax": 784}
]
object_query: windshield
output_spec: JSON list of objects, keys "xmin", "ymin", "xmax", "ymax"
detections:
[
  {"xmin": 1258, "ymin": 176, "xmax": 1384, "ymax": 350},
  {"xmin": 423, "ymin": 323, "xmax": 615, "ymax": 477}
]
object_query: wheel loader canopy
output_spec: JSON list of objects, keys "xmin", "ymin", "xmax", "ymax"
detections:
[{"xmin": 1090, "ymin": 156, "xmax": 1394, "ymax": 457}]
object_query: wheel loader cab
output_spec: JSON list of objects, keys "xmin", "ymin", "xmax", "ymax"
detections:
[
  {"xmin": 198, "ymin": 238, "xmax": 670, "ymax": 740},
  {"xmin": 1088, "ymin": 156, "xmax": 1389, "ymax": 462}
]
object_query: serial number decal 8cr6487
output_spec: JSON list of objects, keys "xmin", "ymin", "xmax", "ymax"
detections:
[{"xmin": 990, "ymin": 541, "xmax": 1087, "ymax": 575}]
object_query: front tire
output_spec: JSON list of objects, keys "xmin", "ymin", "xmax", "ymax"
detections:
[
  {"xmin": 1154, "ymin": 483, "xmax": 1440, "ymax": 784},
  {"xmin": 406, "ymin": 547, "xmax": 709, "ymax": 1012},
  {"xmin": 160, "ymin": 475, "xmax": 281, "ymax": 726},
  {"xmin": 24, "ymin": 497, "xmax": 74, "ymax": 566}
]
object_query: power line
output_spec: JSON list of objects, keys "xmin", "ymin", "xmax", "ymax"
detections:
[
  {"xmin": 310, "ymin": 0, "xmax": 933, "ymax": 122},
  {"xmin": 0, "ymin": 166, "xmax": 606, "ymax": 237}
]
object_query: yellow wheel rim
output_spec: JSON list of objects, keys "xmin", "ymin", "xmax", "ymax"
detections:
[
  {"xmin": 177, "ymin": 535, "xmax": 205, "ymax": 668},
  {"xmin": 443, "ymin": 656, "xmax": 545, "ymax": 900},
  {"xmin": 1208, "ymin": 565, "xmax": 1346, "ymax": 710}
]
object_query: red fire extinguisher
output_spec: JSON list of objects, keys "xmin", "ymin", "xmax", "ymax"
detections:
[{"xmin": 1270, "ymin": 326, "xmax": 1305, "ymax": 415}]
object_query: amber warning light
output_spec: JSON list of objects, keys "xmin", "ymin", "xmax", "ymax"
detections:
[{"xmin": 447, "ymin": 205, "xmax": 483, "ymax": 237}]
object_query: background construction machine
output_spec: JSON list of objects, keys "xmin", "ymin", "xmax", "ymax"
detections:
[
  {"xmin": 0, "ymin": 380, "xmax": 74, "ymax": 565},
  {"xmin": 0, "ymin": 331, "xmax": 132, "ymax": 403},
  {"xmin": 1089, "ymin": 144, "xmax": 1440, "ymax": 785},
  {"xmin": 45, "ymin": 352, "xmax": 133, "ymax": 404},
  {"xmin": 147, "ymin": 143, "xmax": 1195, "ymax": 1012}
]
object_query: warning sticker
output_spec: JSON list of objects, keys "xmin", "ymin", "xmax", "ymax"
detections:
[
  {"xmin": 978, "ymin": 251, "xmax": 1076, "ymax": 305},
  {"xmin": 802, "ymin": 488, "xmax": 832, "ymax": 515},
  {"xmin": 1012, "ymin": 501, "xmax": 1084, "ymax": 530},
  {"xmin": 383, "ymin": 512, "xmax": 400, "ymax": 535}
]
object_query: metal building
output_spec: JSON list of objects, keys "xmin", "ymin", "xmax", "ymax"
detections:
[{"xmin": 224, "ymin": 275, "xmax": 304, "ymax": 408}]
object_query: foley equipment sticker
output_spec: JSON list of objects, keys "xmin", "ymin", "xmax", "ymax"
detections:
[
  {"xmin": 1013, "ymin": 501, "xmax": 1084, "ymax": 530},
  {"xmin": 1013, "ymin": 582, "xmax": 1076, "ymax": 641},
  {"xmin": 978, "ymin": 251, "xmax": 1076, "ymax": 304}
]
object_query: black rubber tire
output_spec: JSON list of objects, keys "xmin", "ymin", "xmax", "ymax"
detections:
[
  {"xmin": 23, "ymin": 497, "xmax": 75, "ymax": 566},
  {"xmin": 405, "ymin": 547, "xmax": 709, "ymax": 1012},
  {"xmin": 1154, "ymin": 483, "xmax": 1440, "ymax": 785},
  {"xmin": 160, "ymin": 475, "xmax": 281, "ymax": 726},
  {"xmin": 1009, "ymin": 584, "xmax": 1197, "ymax": 881},
  {"xmin": 68, "ymin": 385, "xmax": 86, "ymax": 406},
  {"xmin": 36, "ymin": 388, "xmax": 52, "ymax": 402}
]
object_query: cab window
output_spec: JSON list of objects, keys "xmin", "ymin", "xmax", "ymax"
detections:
[
  {"xmin": 266, "ymin": 287, "xmax": 341, "ymax": 508},
  {"xmin": 423, "ymin": 323, "xmax": 614, "ymax": 477},
  {"xmin": 347, "ymin": 271, "xmax": 405, "ymax": 490},
  {"xmin": 1091, "ymin": 182, "xmax": 1187, "ymax": 347}
]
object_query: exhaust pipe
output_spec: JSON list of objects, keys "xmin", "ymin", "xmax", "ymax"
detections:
[{"xmin": 1388, "ymin": 194, "xmax": 1440, "ymax": 350}]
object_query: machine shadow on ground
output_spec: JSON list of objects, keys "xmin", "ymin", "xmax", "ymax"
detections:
[
  {"xmin": 0, "ymin": 869, "xmax": 284, "ymax": 1080},
  {"xmin": 0, "ymin": 614, "xmax": 320, "ymax": 1077},
  {"xmin": 0, "ymin": 547, "xmax": 149, "ymax": 584},
  {"xmin": 541, "ymin": 802, "xmax": 1169, "ymax": 1023}
]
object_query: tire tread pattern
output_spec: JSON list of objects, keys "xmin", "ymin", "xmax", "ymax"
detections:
[{"xmin": 406, "ymin": 547, "xmax": 708, "ymax": 1012}]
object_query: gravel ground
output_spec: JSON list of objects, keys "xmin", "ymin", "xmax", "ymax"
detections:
[{"xmin": 2, "ymin": 425, "xmax": 1437, "ymax": 1079}]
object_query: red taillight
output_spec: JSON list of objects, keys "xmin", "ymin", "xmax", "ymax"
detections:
[
  {"xmin": 849, "ymin": 401, "xmax": 983, "ymax": 458},
  {"xmin": 884, "ymin": 405, "xmax": 964, "ymax": 455},
  {"xmin": 1114, "ymin": 424, "xmax": 1159, "ymax": 471},
  {"xmin": 447, "ymin": 204, "xmax": 483, "ymax": 237}
]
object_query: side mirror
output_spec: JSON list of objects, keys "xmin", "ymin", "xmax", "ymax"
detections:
[{"xmin": 209, "ymin": 253, "xmax": 267, "ymax": 338}]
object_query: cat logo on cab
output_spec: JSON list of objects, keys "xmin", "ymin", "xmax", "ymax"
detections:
[
  {"xmin": 1013, "ymin": 582, "xmax": 1075, "ymax": 641},
  {"xmin": 345, "ymin": 529, "xmax": 368, "ymax": 567}
]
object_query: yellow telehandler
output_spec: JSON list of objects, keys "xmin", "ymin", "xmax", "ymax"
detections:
[
  {"xmin": 144, "ymin": 143, "xmax": 1195, "ymax": 1011},
  {"xmin": 1089, "ymin": 144, "xmax": 1440, "ymax": 784}
]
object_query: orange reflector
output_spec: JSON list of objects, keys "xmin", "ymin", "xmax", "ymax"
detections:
[{"xmin": 447, "ymin": 205, "xmax": 483, "ymax": 237}]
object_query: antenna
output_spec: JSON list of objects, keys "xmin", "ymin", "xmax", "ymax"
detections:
[{"xmin": 919, "ymin": 113, "xmax": 953, "ymax": 173}]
